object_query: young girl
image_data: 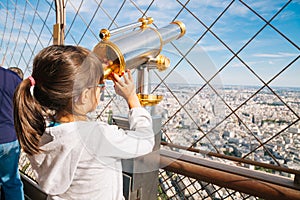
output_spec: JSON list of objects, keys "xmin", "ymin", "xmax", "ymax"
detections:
[{"xmin": 13, "ymin": 45, "xmax": 154, "ymax": 199}]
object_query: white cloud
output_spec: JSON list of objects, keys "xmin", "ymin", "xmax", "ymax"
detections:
[
  {"xmin": 253, "ymin": 52, "xmax": 299, "ymax": 58},
  {"xmin": 65, "ymin": 0, "xmax": 97, "ymax": 13},
  {"xmin": 202, "ymin": 45, "xmax": 227, "ymax": 52},
  {"xmin": 228, "ymin": 3, "xmax": 249, "ymax": 16},
  {"xmin": 190, "ymin": 1, "xmax": 231, "ymax": 9},
  {"xmin": 250, "ymin": 0, "xmax": 290, "ymax": 14},
  {"xmin": 148, "ymin": 0, "xmax": 180, "ymax": 10}
]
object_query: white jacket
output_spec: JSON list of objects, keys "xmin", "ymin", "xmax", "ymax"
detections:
[{"xmin": 28, "ymin": 107, "xmax": 154, "ymax": 200}]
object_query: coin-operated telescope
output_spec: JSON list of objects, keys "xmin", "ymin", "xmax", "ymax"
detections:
[{"xmin": 93, "ymin": 17, "xmax": 186, "ymax": 106}]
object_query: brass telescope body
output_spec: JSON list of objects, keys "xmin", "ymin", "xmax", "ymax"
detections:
[{"xmin": 93, "ymin": 18, "xmax": 186, "ymax": 106}]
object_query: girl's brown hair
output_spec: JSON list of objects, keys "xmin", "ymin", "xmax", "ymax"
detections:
[{"xmin": 14, "ymin": 45, "xmax": 103, "ymax": 155}]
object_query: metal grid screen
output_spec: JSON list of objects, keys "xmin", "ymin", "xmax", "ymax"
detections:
[{"xmin": 1, "ymin": 0, "xmax": 299, "ymax": 199}]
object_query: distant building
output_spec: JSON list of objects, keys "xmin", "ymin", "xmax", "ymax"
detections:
[{"xmin": 288, "ymin": 127, "xmax": 300, "ymax": 134}]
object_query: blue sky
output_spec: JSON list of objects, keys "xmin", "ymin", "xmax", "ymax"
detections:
[{"xmin": 1, "ymin": 0, "xmax": 299, "ymax": 87}]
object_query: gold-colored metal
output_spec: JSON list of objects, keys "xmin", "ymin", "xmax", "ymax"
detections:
[
  {"xmin": 138, "ymin": 17, "xmax": 153, "ymax": 29},
  {"xmin": 53, "ymin": 23, "xmax": 65, "ymax": 45},
  {"xmin": 147, "ymin": 54, "xmax": 170, "ymax": 71},
  {"xmin": 93, "ymin": 18, "xmax": 186, "ymax": 107},
  {"xmin": 99, "ymin": 29, "xmax": 111, "ymax": 41},
  {"xmin": 149, "ymin": 27, "xmax": 163, "ymax": 54},
  {"xmin": 156, "ymin": 54, "xmax": 170, "ymax": 71},
  {"xmin": 93, "ymin": 40, "xmax": 126, "ymax": 80},
  {"xmin": 171, "ymin": 21, "xmax": 186, "ymax": 39},
  {"xmin": 137, "ymin": 93, "xmax": 163, "ymax": 106},
  {"xmin": 146, "ymin": 17, "xmax": 153, "ymax": 25},
  {"xmin": 138, "ymin": 17, "xmax": 148, "ymax": 29},
  {"xmin": 53, "ymin": 23, "xmax": 60, "ymax": 45},
  {"xmin": 54, "ymin": 0, "xmax": 65, "ymax": 45}
]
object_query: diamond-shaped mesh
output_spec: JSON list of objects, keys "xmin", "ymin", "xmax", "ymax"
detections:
[
  {"xmin": 1, "ymin": 0, "xmax": 299, "ymax": 199},
  {"xmin": 0, "ymin": 0, "xmax": 55, "ymax": 76}
]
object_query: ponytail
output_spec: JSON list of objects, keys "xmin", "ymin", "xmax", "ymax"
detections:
[
  {"xmin": 14, "ymin": 78, "xmax": 46, "ymax": 155},
  {"xmin": 13, "ymin": 45, "xmax": 104, "ymax": 155}
]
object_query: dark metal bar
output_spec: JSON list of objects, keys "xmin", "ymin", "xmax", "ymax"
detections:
[{"xmin": 20, "ymin": 173, "xmax": 47, "ymax": 200}]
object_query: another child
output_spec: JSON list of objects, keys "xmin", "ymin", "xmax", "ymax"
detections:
[{"xmin": 13, "ymin": 45, "xmax": 154, "ymax": 199}]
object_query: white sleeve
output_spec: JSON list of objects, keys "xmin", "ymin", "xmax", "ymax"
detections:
[{"xmin": 81, "ymin": 107, "xmax": 155, "ymax": 160}]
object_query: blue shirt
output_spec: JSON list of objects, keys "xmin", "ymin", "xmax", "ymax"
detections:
[{"xmin": 0, "ymin": 67, "xmax": 22, "ymax": 144}]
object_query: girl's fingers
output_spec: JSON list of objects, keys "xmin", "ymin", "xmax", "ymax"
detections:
[
  {"xmin": 127, "ymin": 69, "xmax": 132, "ymax": 81},
  {"xmin": 123, "ymin": 69, "xmax": 133, "ymax": 85},
  {"xmin": 112, "ymin": 72, "xmax": 120, "ymax": 83},
  {"xmin": 123, "ymin": 73, "xmax": 129, "ymax": 84},
  {"xmin": 113, "ymin": 72, "xmax": 126, "ymax": 88},
  {"xmin": 113, "ymin": 70, "xmax": 133, "ymax": 89}
]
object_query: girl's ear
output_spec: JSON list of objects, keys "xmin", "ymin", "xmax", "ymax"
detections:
[{"xmin": 78, "ymin": 88, "xmax": 90, "ymax": 104}]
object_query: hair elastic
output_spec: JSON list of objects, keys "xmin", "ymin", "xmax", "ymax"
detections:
[
  {"xmin": 28, "ymin": 76, "xmax": 35, "ymax": 97},
  {"xmin": 28, "ymin": 76, "xmax": 35, "ymax": 86}
]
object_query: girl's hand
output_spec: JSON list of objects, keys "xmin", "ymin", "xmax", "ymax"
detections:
[{"xmin": 112, "ymin": 69, "xmax": 141, "ymax": 109}]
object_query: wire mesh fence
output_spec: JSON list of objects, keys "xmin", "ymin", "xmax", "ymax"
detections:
[
  {"xmin": 158, "ymin": 169, "xmax": 260, "ymax": 200},
  {"xmin": 1, "ymin": 0, "xmax": 299, "ymax": 199}
]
